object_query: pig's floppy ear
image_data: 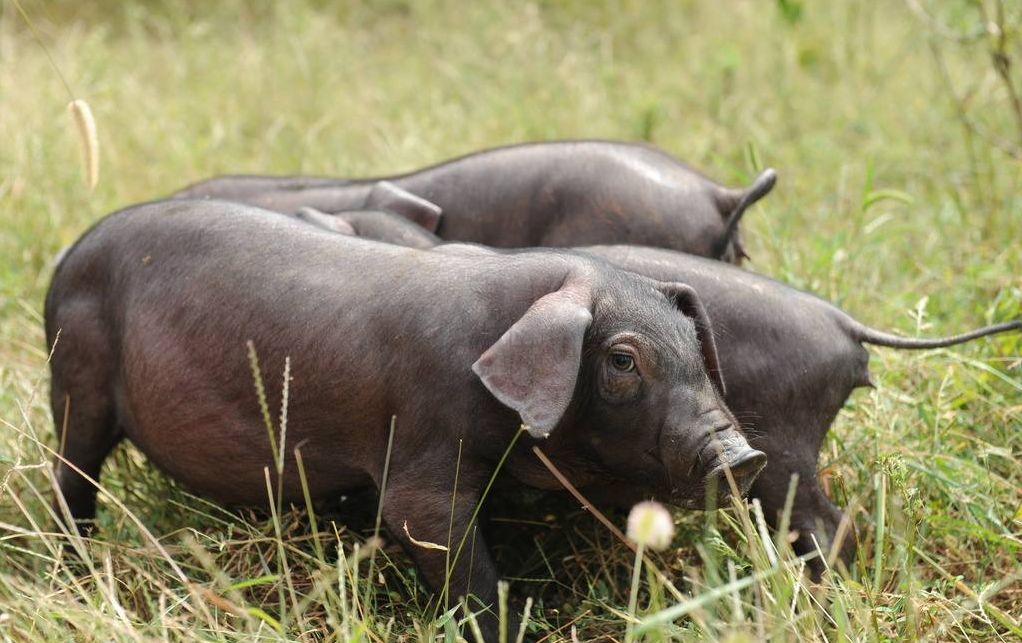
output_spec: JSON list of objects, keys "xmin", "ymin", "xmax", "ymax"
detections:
[
  {"xmin": 295, "ymin": 207, "xmax": 357, "ymax": 236},
  {"xmin": 660, "ymin": 283, "xmax": 726, "ymax": 396},
  {"xmin": 364, "ymin": 181, "xmax": 442, "ymax": 233},
  {"xmin": 472, "ymin": 280, "xmax": 593, "ymax": 439}
]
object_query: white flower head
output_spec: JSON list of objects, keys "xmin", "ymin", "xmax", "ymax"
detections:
[{"xmin": 626, "ymin": 500, "xmax": 674, "ymax": 551}]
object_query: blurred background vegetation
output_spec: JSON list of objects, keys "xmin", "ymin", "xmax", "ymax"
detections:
[{"xmin": 1, "ymin": 0, "xmax": 1019, "ymax": 640}]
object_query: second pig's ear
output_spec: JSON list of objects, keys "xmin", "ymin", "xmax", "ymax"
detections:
[
  {"xmin": 364, "ymin": 181, "xmax": 442, "ymax": 233},
  {"xmin": 472, "ymin": 278, "xmax": 593, "ymax": 438},
  {"xmin": 295, "ymin": 207, "xmax": 357, "ymax": 236}
]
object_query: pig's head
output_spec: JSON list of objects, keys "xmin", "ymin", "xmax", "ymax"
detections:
[{"xmin": 473, "ymin": 266, "xmax": 766, "ymax": 508}]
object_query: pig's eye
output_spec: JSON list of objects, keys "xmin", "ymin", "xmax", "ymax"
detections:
[{"xmin": 609, "ymin": 352, "xmax": 635, "ymax": 372}]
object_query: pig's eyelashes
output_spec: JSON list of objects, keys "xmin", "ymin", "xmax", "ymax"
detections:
[{"xmin": 609, "ymin": 352, "xmax": 636, "ymax": 372}]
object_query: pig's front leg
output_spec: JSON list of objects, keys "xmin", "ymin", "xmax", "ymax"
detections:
[{"xmin": 380, "ymin": 464, "xmax": 511, "ymax": 641}]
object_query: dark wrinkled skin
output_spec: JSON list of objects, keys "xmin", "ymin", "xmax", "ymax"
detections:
[
  {"xmin": 171, "ymin": 140, "xmax": 777, "ymax": 263},
  {"xmin": 288, "ymin": 209, "xmax": 1022, "ymax": 577},
  {"xmin": 46, "ymin": 200, "xmax": 766, "ymax": 640}
]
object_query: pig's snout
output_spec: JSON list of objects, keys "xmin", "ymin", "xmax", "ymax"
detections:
[
  {"xmin": 663, "ymin": 417, "xmax": 767, "ymax": 506},
  {"xmin": 703, "ymin": 446, "xmax": 767, "ymax": 501}
]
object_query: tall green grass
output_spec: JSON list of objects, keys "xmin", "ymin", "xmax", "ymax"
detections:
[{"xmin": 1, "ymin": 0, "xmax": 1020, "ymax": 640}]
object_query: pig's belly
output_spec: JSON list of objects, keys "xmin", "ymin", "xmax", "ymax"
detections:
[{"xmin": 114, "ymin": 382, "xmax": 375, "ymax": 506}]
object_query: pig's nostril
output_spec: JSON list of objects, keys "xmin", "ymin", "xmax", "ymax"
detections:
[
  {"xmin": 706, "ymin": 448, "xmax": 767, "ymax": 500},
  {"xmin": 728, "ymin": 449, "xmax": 767, "ymax": 495}
]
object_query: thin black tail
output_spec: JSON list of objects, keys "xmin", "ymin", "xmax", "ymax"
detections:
[
  {"xmin": 853, "ymin": 319, "xmax": 1022, "ymax": 349},
  {"xmin": 715, "ymin": 168, "xmax": 777, "ymax": 259}
]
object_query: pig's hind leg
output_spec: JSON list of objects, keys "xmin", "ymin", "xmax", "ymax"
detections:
[
  {"xmin": 746, "ymin": 403, "xmax": 859, "ymax": 579},
  {"xmin": 48, "ymin": 313, "xmax": 123, "ymax": 536}
]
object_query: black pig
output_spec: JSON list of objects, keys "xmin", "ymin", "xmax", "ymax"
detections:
[
  {"xmin": 172, "ymin": 140, "xmax": 777, "ymax": 263},
  {"xmin": 46, "ymin": 200, "xmax": 767, "ymax": 639}
]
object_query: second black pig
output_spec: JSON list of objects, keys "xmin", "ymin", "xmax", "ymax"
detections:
[{"xmin": 172, "ymin": 140, "xmax": 777, "ymax": 263}]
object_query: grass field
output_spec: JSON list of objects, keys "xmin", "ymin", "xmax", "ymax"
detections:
[{"xmin": 1, "ymin": 0, "xmax": 1021, "ymax": 640}]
